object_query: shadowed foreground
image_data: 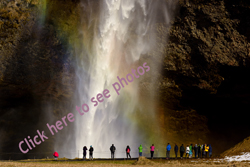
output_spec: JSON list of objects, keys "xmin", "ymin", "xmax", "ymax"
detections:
[{"xmin": 0, "ymin": 157, "xmax": 250, "ymax": 167}]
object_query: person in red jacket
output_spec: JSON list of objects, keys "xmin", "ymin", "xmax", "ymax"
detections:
[{"xmin": 53, "ymin": 151, "xmax": 59, "ymax": 160}]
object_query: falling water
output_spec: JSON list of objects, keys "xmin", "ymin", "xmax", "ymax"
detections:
[{"xmin": 65, "ymin": 0, "xmax": 177, "ymax": 158}]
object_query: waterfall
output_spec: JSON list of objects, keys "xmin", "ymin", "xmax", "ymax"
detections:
[{"xmin": 59, "ymin": 0, "xmax": 177, "ymax": 158}]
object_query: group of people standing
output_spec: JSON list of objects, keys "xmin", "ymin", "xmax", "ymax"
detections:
[
  {"xmin": 81, "ymin": 143, "xmax": 212, "ymax": 160},
  {"xmin": 82, "ymin": 144, "xmax": 153, "ymax": 160},
  {"xmin": 83, "ymin": 145, "xmax": 94, "ymax": 160},
  {"xmin": 167, "ymin": 143, "xmax": 212, "ymax": 159},
  {"xmin": 110, "ymin": 144, "xmax": 133, "ymax": 159}
]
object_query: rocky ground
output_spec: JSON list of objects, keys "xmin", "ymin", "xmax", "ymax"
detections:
[{"xmin": 1, "ymin": 157, "xmax": 250, "ymax": 167}]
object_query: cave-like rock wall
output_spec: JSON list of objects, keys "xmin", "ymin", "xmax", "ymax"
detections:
[{"xmin": 1, "ymin": 0, "xmax": 250, "ymax": 159}]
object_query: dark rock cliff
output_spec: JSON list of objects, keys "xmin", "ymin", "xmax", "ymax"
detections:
[
  {"xmin": 0, "ymin": 0, "xmax": 250, "ymax": 159},
  {"xmin": 0, "ymin": 0, "xmax": 77, "ymax": 159},
  {"xmin": 159, "ymin": 0, "xmax": 250, "ymax": 154}
]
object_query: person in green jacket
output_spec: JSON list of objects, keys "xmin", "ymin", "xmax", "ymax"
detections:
[
  {"xmin": 138, "ymin": 145, "xmax": 143, "ymax": 157},
  {"xmin": 189, "ymin": 144, "xmax": 193, "ymax": 158}
]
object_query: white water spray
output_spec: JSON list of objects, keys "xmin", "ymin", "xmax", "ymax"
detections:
[{"xmin": 61, "ymin": 0, "xmax": 177, "ymax": 158}]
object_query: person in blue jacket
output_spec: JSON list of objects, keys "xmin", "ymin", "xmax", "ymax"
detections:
[
  {"xmin": 166, "ymin": 143, "xmax": 171, "ymax": 159},
  {"xmin": 208, "ymin": 144, "xmax": 212, "ymax": 157}
]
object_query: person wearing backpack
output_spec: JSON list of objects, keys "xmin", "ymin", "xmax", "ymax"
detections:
[
  {"xmin": 110, "ymin": 144, "xmax": 116, "ymax": 159},
  {"xmin": 126, "ymin": 145, "xmax": 131, "ymax": 159},
  {"xmin": 150, "ymin": 144, "xmax": 155, "ymax": 159},
  {"xmin": 138, "ymin": 144, "xmax": 143, "ymax": 157}
]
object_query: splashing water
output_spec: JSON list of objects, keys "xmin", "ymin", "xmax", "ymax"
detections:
[{"xmin": 62, "ymin": 0, "xmax": 177, "ymax": 158}]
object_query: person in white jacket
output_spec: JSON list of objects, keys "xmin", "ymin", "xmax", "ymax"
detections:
[{"xmin": 185, "ymin": 145, "xmax": 190, "ymax": 158}]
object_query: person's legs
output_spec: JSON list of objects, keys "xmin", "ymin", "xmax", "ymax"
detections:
[
  {"xmin": 175, "ymin": 151, "xmax": 177, "ymax": 158},
  {"xmin": 167, "ymin": 151, "xmax": 170, "ymax": 158},
  {"xmin": 129, "ymin": 153, "xmax": 131, "ymax": 158}
]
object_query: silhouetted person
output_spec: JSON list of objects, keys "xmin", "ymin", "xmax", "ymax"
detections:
[
  {"xmin": 180, "ymin": 144, "xmax": 185, "ymax": 159},
  {"xmin": 89, "ymin": 145, "xmax": 94, "ymax": 160},
  {"xmin": 83, "ymin": 146, "xmax": 88, "ymax": 160},
  {"xmin": 126, "ymin": 145, "xmax": 131, "ymax": 159},
  {"xmin": 185, "ymin": 145, "xmax": 190, "ymax": 158},
  {"xmin": 202, "ymin": 144, "xmax": 205, "ymax": 158},
  {"xmin": 166, "ymin": 143, "xmax": 171, "ymax": 159},
  {"xmin": 110, "ymin": 144, "xmax": 116, "ymax": 159},
  {"xmin": 194, "ymin": 144, "xmax": 198, "ymax": 158},
  {"xmin": 174, "ymin": 144, "xmax": 178, "ymax": 158},
  {"xmin": 150, "ymin": 144, "xmax": 155, "ymax": 159},
  {"xmin": 138, "ymin": 144, "xmax": 143, "ymax": 157},
  {"xmin": 198, "ymin": 144, "xmax": 201, "ymax": 158},
  {"xmin": 53, "ymin": 151, "xmax": 59, "ymax": 160},
  {"xmin": 208, "ymin": 144, "xmax": 212, "ymax": 158}
]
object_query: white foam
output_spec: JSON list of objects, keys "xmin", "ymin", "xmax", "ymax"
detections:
[{"xmin": 224, "ymin": 152, "xmax": 250, "ymax": 162}]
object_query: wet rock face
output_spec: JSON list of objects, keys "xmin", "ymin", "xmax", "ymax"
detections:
[
  {"xmin": 0, "ymin": 0, "xmax": 250, "ymax": 159},
  {"xmin": 159, "ymin": 0, "xmax": 250, "ymax": 154},
  {"xmin": 0, "ymin": 0, "xmax": 76, "ymax": 159}
]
